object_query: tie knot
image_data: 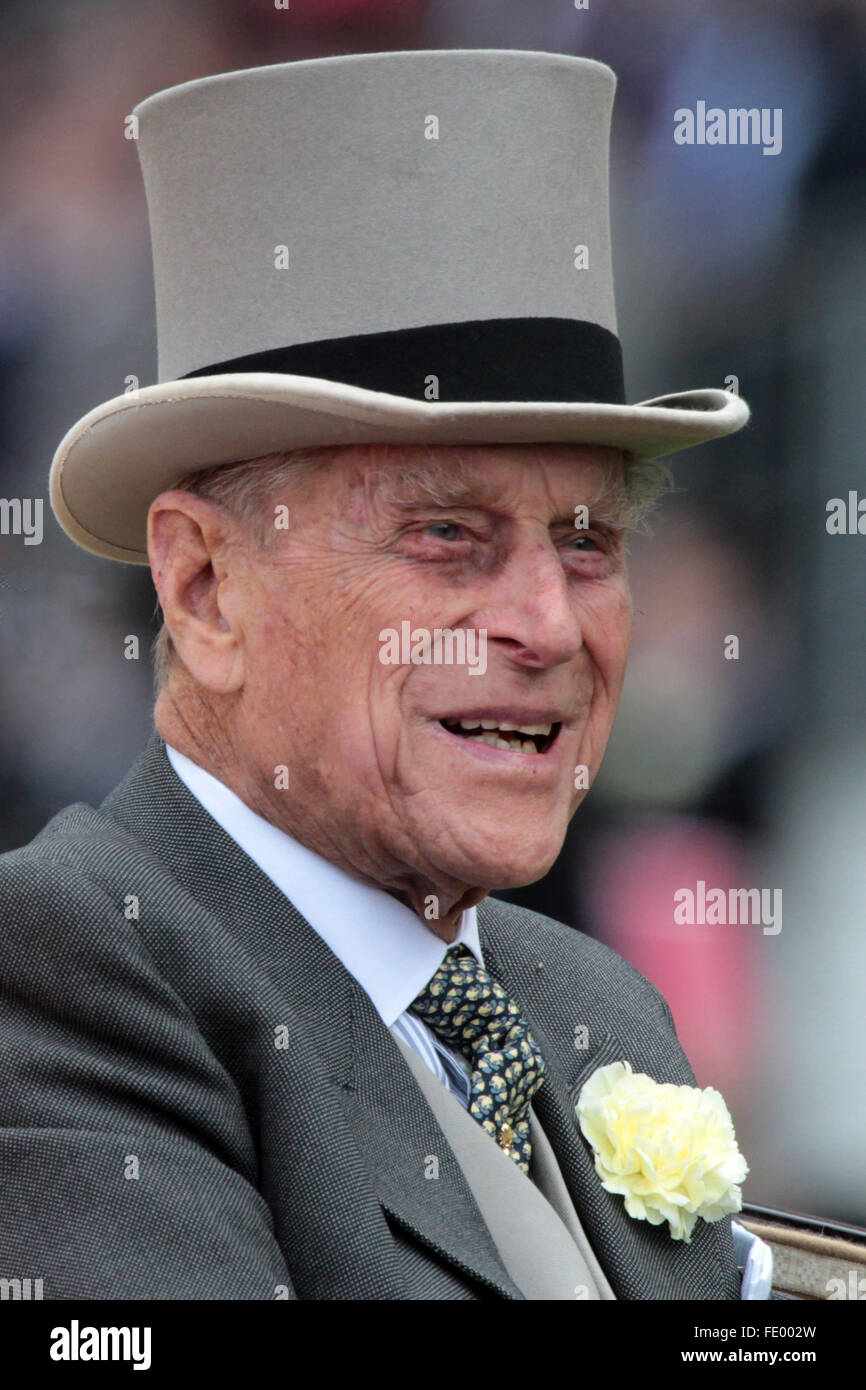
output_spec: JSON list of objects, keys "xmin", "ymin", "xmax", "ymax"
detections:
[{"xmin": 411, "ymin": 944, "xmax": 526, "ymax": 1053}]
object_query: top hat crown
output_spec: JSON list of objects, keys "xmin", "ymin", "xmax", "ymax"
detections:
[{"xmin": 49, "ymin": 49, "xmax": 749, "ymax": 563}]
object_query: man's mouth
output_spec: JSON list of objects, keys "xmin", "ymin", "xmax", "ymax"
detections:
[{"xmin": 438, "ymin": 717, "xmax": 561, "ymax": 756}]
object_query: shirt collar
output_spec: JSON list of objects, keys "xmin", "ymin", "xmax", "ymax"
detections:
[{"xmin": 165, "ymin": 744, "xmax": 483, "ymax": 1026}]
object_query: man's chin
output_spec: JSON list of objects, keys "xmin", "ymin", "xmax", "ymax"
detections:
[
  {"xmin": 488, "ymin": 853, "xmax": 563, "ymax": 892},
  {"xmin": 428, "ymin": 825, "xmax": 567, "ymax": 896}
]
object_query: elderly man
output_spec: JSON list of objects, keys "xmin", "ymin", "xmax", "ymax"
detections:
[{"xmin": 1, "ymin": 51, "xmax": 756, "ymax": 1299}]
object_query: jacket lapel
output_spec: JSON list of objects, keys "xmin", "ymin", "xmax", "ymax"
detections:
[
  {"xmin": 340, "ymin": 990, "xmax": 524, "ymax": 1298},
  {"xmin": 477, "ymin": 896, "xmax": 737, "ymax": 1300}
]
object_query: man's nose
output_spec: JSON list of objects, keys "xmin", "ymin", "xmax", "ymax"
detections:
[{"xmin": 475, "ymin": 544, "xmax": 584, "ymax": 671}]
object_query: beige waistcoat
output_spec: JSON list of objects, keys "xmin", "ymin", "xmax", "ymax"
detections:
[{"xmin": 394, "ymin": 1035, "xmax": 616, "ymax": 1300}]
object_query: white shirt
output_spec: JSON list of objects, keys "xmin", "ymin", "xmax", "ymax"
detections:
[{"xmin": 165, "ymin": 744, "xmax": 477, "ymax": 1107}]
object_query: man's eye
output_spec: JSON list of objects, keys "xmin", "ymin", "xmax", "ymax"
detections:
[
  {"xmin": 424, "ymin": 522, "xmax": 463, "ymax": 541},
  {"xmin": 567, "ymin": 533, "xmax": 600, "ymax": 551}
]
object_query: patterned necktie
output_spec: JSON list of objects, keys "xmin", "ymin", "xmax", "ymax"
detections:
[{"xmin": 410, "ymin": 944, "xmax": 547, "ymax": 1175}]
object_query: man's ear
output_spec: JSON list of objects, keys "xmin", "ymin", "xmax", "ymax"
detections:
[{"xmin": 147, "ymin": 490, "xmax": 245, "ymax": 694}]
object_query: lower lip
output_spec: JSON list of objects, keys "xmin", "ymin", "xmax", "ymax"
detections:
[{"xmin": 430, "ymin": 721, "xmax": 565, "ymax": 773}]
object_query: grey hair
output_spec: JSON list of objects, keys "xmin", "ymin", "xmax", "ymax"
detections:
[{"xmin": 151, "ymin": 442, "xmax": 673, "ymax": 691}]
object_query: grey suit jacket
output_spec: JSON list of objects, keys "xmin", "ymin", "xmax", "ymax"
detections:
[{"xmin": 0, "ymin": 732, "xmax": 740, "ymax": 1300}]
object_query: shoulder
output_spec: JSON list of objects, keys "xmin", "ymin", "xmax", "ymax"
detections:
[
  {"xmin": 0, "ymin": 792, "xmax": 247, "ymax": 1135},
  {"xmin": 1, "ymin": 798, "xmax": 154, "ymax": 921},
  {"xmin": 0, "ymin": 800, "xmax": 186, "ymax": 1010},
  {"xmin": 479, "ymin": 897, "xmax": 701, "ymax": 1095},
  {"xmin": 1, "ymin": 802, "xmax": 126, "ymax": 919},
  {"xmin": 478, "ymin": 894, "xmax": 677, "ymax": 1038}
]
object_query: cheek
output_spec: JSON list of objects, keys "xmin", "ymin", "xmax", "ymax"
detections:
[
  {"xmin": 257, "ymin": 613, "xmax": 289, "ymax": 666},
  {"xmin": 246, "ymin": 606, "xmax": 324, "ymax": 730},
  {"xmin": 256, "ymin": 610, "xmax": 298, "ymax": 673},
  {"xmin": 586, "ymin": 586, "xmax": 632, "ymax": 691}
]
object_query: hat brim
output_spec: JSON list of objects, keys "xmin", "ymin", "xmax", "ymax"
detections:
[{"xmin": 49, "ymin": 373, "xmax": 750, "ymax": 563}]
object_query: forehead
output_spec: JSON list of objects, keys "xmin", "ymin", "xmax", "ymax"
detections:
[{"xmin": 330, "ymin": 442, "xmax": 627, "ymax": 510}]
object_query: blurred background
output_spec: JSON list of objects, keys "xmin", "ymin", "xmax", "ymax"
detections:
[{"xmin": 1, "ymin": 0, "xmax": 864, "ymax": 1226}]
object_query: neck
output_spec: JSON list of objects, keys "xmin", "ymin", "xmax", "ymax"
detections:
[{"xmin": 154, "ymin": 684, "xmax": 486, "ymax": 943}]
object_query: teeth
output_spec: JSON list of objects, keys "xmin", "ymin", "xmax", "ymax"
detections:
[
  {"xmin": 500, "ymin": 721, "xmax": 553, "ymax": 736},
  {"xmin": 473, "ymin": 732, "xmax": 520, "ymax": 751},
  {"xmin": 448, "ymin": 728, "xmax": 545, "ymax": 754},
  {"xmin": 448, "ymin": 718, "xmax": 553, "ymax": 736}
]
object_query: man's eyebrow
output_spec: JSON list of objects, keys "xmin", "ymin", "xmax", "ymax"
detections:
[
  {"xmin": 386, "ymin": 488, "xmax": 632, "ymax": 531},
  {"xmin": 382, "ymin": 469, "xmax": 502, "ymax": 511},
  {"xmin": 554, "ymin": 496, "xmax": 632, "ymax": 530},
  {"xmin": 365, "ymin": 454, "xmax": 633, "ymax": 529},
  {"xmin": 382, "ymin": 475, "xmax": 628, "ymax": 516}
]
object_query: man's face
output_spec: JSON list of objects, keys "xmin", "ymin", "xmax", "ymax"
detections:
[{"xmin": 217, "ymin": 443, "xmax": 632, "ymax": 900}]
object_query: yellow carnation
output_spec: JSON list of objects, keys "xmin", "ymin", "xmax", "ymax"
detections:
[{"xmin": 576, "ymin": 1060, "xmax": 748, "ymax": 1242}]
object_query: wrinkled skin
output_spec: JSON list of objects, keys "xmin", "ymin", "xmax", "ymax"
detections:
[{"xmin": 150, "ymin": 443, "xmax": 633, "ymax": 942}]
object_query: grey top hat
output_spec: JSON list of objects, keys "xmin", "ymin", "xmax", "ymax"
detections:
[{"xmin": 49, "ymin": 48, "xmax": 749, "ymax": 564}]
